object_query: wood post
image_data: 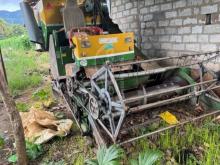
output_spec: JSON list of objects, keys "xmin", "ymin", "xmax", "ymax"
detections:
[{"xmin": 0, "ymin": 49, "xmax": 28, "ymax": 165}]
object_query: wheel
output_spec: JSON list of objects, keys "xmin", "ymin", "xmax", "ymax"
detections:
[{"xmin": 90, "ymin": 65, "xmax": 126, "ymax": 142}]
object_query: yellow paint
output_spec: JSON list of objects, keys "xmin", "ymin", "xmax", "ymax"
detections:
[
  {"xmin": 38, "ymin": 0, "xmax": 101, "ymax": 25},
  {"xmin": 39, "ymin": 0, "xmax": 65, "ymax": 25},
  {"xmin": 72, "ymin": 33, "xmax": 134, "ymax": 59},
  {"xmin": 159, "ymin": 111, "xmax": 179, "ymax": 125}
]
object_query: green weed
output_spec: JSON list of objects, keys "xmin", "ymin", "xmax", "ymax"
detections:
[
  {"xmin": 32, "ymin": 88, "xmax": 51, "ymax": 101},
  {"xmin": 16, "ymin": 102, "xmax": 29, "ymax": 112},
  {"xmin": 0, "ymin": 135, "xmax": 4, "ymax": 149},
  {"xmin": 8, "ymin": 141, "xmax": 43, "ymax": 163}
]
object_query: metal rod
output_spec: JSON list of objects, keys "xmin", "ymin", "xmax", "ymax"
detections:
[
  {"xmin": 113, "ymin": 51, "xmax": 220, "ymax": 67},
  {"xmin": 129, "ymin": 85, "xmax": 220, "ymax": 113},
  {"xmin": 124, "ymin": 79, "xmax": 217, "ymax": 103},
  {"xmin": 129, "ymin": 93, "xmax": 195, "ymax": 113},
  {"xmin": 114, "ymin": 54, "xmax": 219, "ymax": 79},
  {"xmin": 119, "ymin": 110, "xmax": 220, "ymax": 145},
  {"xmin": 120, "ymin": 118, "xmax": 160, "ymax": 134}
]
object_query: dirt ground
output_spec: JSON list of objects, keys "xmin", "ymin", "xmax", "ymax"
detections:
[
  {"xmin": 0, "ymin": 102, "xmax": 13, "ymax": 165},
  {"xmin": 0, "ymin": 103, "xmax": 12, "ymax": 136}
]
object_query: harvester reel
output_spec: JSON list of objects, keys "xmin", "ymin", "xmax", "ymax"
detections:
[{"xmin": 91, "ymin": 65, "xmax": 126, "ymax": 142}]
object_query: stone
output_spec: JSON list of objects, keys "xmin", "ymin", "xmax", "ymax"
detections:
[
  {"xmin": 204, "ymin": 25, "xmax": 220, "ymax": 33},
  {"xmin": 165, "ymin": 27, "xmax": 177, "ymax": 34},
  {"xmin": 159, "ymin": 20, "xmax": 169, "ymax": 27},
  {"xmin": 201, "ymin": 44, "xmax": 217, "ymax": 52},
  {"xmin": 145, "ymin": 0, "xmax": 154, "ymax": 6},
  {"xmin": 201, "ymin": 4, "xmax": 218, "ymax": 14},
  {"xmin": 131, "ymin": 8, "xmax": 138, "ymax": 15},
  {"xmin": 173, "ymin": 0, "xmax": 186, "ymax": 8},
  {"xmin": 155, "ymin": 28, "xmax": 165, "ymax": 35},
  {"xmin": 143, "ymin": 29, "xmax": 154, "ymax": 35},
  {"xmin": 145, "ymin": 21, "xmax": 157, "ymax": 28},
  {"xmin": 170, "ymin": 19, "xmax": 182, "ymax": 26},
  {"xmin": 150, "ymin": 5, "xmax": 160, "ymax": 12},
  {"xmin": 159, "ymin": 35, "xmax": 170, "ymax": 42},
  {"xmin": 185, "ymin": 44, "xmax": 200, "ymax": 51},
  {"xmin": 187, "ymin": 0, "xmax": 203, "ymax": 6},
  {"xmin": 192, "ymin": 26, "xmax": 203, "ymax": 33},
  {"xmin": 183, "ymin": 18, "xmax": 197, "ymax": 25},
  {"xmin": 165, "ymin": 11, "xmax": 177, "ymax": 18},
  {"xmin": 161, "ymin": 43, "xmax": 172, "ymax": 49},
  {"xmin": 173, "ymin": 44, "xmax": 185, "ymax": 50},
  {"xmin": 178, "ymin": 27, "xmax": 191, "ymax": 34},
  {"xmin": 179, "ymin": 8, "xmax": 192, "ymax": 17},
  {"xmin": 170, "ymin": 35, "xmax": 182, "ymax": 42},
  {"xmin": 140, "ymin": 7, "xmax": 149, "ymax": 14},
  {"xmin": 161, "ymin": 3, "xmax": 172, "ymax": 11},
  {"xmin": 183, "ymin": 35, "xmax": 197, "ymax": 42},
  {"xmin": 198, "ymin": 35, "xmax": 209, "ymax": 43},
  {"xmin": 143, "ymin": 14, "xmax": 153, "ymax": 21},
  {"xmin": 125, "ymin": 3, "xmax": 133, "ymax": 10},
  {"xmin": 210, "ymin": 35, "xmax": 220, "ymax": 43}
]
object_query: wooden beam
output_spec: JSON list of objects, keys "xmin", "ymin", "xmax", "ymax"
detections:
[{"xmin": 0, "ymin": 49, "xmax": 28, "ymax": 165}]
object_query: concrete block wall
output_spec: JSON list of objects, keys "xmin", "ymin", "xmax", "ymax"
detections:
[{"xmin": 111, "ymin": 0, "xmax": 220, "ymax": 57}]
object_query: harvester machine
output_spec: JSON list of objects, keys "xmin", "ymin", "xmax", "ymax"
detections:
[{"xmin": 21, "ymin": 0, "xmax": 220, "ymax": 146}]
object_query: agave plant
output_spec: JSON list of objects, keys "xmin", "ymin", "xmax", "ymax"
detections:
[
  {"xmin": 85, "ymin": 145, "xmax": 124, "ymax": 165},
  {"xmin": 130, "ymin": 150, "xmax": 163, "ymax": 165}
]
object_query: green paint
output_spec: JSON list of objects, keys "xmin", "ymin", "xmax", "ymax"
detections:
[
  {"xmin": 201, "ymin": 94, "xmax": 220, "ymax": 110},
  {"xmin": 178, "ymin": 68, "xmax": 195, "ymax": 84},
  {"xmin": 75, "ymin": 53, "xmax": 135, "ymax": 67},
  {"xmin": 40, "ymin": 22, "xmax": 63, "ymax": 50}
]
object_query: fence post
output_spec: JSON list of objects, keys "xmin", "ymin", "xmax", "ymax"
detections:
[{"xmin": 0, "ymin": 48, "xmax": 27, "ymax": 165}]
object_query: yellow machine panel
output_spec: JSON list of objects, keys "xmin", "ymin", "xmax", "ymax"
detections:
[
  {"xmin": 72, "ymin": 32, "xmax": 135, "ymax": 60},
  {"xmin": 37, "ymin": 0, "xmax": 101, "ymax": 25},
  {"xmin": 38, "ymin": 0, "xmax": 65, "ymax": 25}
]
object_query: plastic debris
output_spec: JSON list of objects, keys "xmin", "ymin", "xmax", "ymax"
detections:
[
  {"xmin": 20, "ymin": 108, "xmax": 73, "ymax": 144},
  {"xmin": 159, "ymin": 111, "xmax": 179, "ymax": 125}
]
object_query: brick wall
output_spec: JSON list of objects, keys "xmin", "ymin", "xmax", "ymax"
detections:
[{"xmin": 111, "ymin": 0, "xmax": 220, "ymax": 57}]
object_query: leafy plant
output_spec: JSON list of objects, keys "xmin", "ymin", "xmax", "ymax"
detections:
[
  {"xmin": 26, "ymin": 140, "xmax": 43, "ymax": 160},
  {"xmin": 8, "ymin": 154, "xmax": 17, "ymax": 163},
  {"xmin": 32, "ymin": 88, "xmax": 50, "ymax": 101},
  {"xmin": 130, "ymin": 150, "xmax": 163, "ymax": 165},
  {"xmin": 16, "ymin": 102, "xmax": 29, "ymax": 112},
  {"xmin": 8, "ymin": 141, "xmax": 43, "ymax": 163},
  {"xmin": 85, "ymin": 145, "xmax": 124, "ymax": 165}
]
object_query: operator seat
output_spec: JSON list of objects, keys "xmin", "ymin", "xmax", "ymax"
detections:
[{"xmin": 63, "ymin": 0, "xmax": 85, "ymax": 35}]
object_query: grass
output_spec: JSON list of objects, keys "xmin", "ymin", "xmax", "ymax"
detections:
[
  {"xmin": 0, "ymin": 35, "xmax": 49, "ymax": 95},
  {"xmin": 129, "ymin": 118, "xmax": 220, "ymax": 165}
]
